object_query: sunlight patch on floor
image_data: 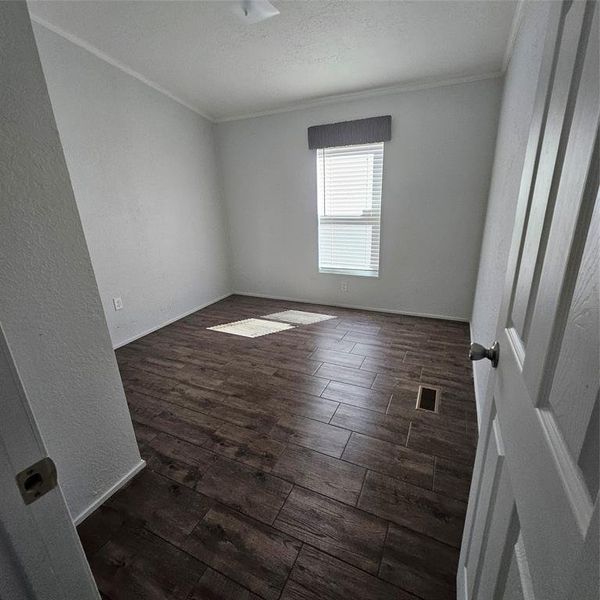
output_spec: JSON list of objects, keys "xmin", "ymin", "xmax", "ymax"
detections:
[
  {"xmin": 263, "ymin": 310, "xmax": 337, "ymax": 325},
  {"xmin": 207, "ymin": 318, "xmax": 295, "ymax": 338}
]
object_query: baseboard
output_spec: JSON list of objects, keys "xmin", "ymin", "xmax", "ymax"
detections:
[
  {"xmin": 112, "ymin": 292, "xmax": 233, "ymax": 349},
  {"xmin": 232, "ymin": 290, "xmax": 470, "ymax": 323},
  {"xmin": 73, "ymin": 459, "xmax": 146, "ymax": 525}
]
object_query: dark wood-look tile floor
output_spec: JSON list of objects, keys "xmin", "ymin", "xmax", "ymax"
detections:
[{"xmin": 78, "ymin": 295, "xmax": 478, "ymax": 600}]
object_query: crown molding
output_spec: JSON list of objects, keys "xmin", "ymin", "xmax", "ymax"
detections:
[
  {"xmin": 29, "ymin": 13, "xmax": 216, "ymax": 122},
  {"xmin": 502, "ymin": 0, "xmax": 526, "ymax": 72},
  {"xmin": 30, "ymin": 8, "xmax": 514, "ymax": 126},
  {"xmin": 215, "ymin": 70, "xmax": 504, "ymax": 123}
]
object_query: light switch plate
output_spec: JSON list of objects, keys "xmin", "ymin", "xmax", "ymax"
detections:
[{"xmin": 113, "ymin": 297, "xmax": 123, "ymax": 311}]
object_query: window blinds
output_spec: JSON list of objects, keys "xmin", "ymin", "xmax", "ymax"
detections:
[{"xmin": 317, "ymin": 142, "xmax": 384, "ymax": 277}]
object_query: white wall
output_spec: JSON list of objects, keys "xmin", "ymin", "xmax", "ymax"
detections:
[
  {"xmin": 471, "ymin": 1, "xmax": 552, "ymax": 414},
  {"xmin": 33, "ymin": 24, "xmax": 232, "ymax": 349},
  {"xmin": 217, "ymin": 78, "xmax": 502, "ymax": 321},
  {"xmin": 0, "ymin": 3, "xmax": 142, "ymax": 522}
]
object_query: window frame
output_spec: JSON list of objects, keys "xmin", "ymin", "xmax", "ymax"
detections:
[{"xmin": 316, "ymin": 141, "xmax": 384, "ymax": 278}]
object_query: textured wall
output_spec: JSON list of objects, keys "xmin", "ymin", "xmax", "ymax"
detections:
[
  {"xmin": 470, "ymin": 2, "xmax": 552, "ymax": 416},
  {"xmin": 217, "ymin": 78, "xmax": 502, "ymax": 320},
  {"xmin": 33, "ymin": 24, "xmax": 231, "ymax": 349},
  {"xmin": 1, "ymin": 3, "xmax": 141, "ymax": 521}
]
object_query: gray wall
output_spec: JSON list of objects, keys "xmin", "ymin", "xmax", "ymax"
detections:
[
  {"xmin": 471, "ymin": 1, "xmax": 552, "ymax": 415},
  {"xmin": 33, "ymin": 24, "xmax": 232, "ymax": 349},
  {"xmin": 0, "ymin": 3, "xmax": 141, "ymax": 522},
  {"xmin": 217, "ymin": 78, "xmax": 502, "ymax": 321}
]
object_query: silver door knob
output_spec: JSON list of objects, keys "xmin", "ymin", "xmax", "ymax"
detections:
[{"xmin": 469, "ymin": 341, "xmax": 499, "ymax": 368}]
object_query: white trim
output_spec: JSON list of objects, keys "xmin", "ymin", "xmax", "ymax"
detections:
[
  {"xmin": 29, "ymin": 13, "xmax": 215, "ymax": 122},
  {"xmin": 112, "ymin": 292, "xmax": 233, "ymax": 349},
  {"xmin": 502, "ymin": 0, "xmax": 526, "ymax": 72},
  {"xmin": 470, "ymin": 321, "xmax": 482, "ymax": 432},
  {"xmin": 73, "ymin": 459, "xmax": 146, "ymax": 525},
  {"xmin": 459, "ymin": 565, "xmax": 470, "ymax": 600},
  {"xmin": 216, "ymin": 71, "xmax": 503, "ymax": 123},
  {"xmin": 233, "ymin": 291, "xmax": 470, "ymax": 323}
]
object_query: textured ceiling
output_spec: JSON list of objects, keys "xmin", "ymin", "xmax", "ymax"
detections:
[{"xmin": 28, "ymin": 0, "xmax": 518, "ymax": 121}]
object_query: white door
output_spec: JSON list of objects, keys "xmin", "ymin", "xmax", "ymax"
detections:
[
  {"xmin": 0, "ymin": 324, "xmax": 100, "ymax": 600},
  {"xmin": 458, "ymin": 2, "xmax": 599, "ymax": 599}
]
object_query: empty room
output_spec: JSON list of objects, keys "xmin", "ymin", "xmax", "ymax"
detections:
[{"xmin": 1, "ymin": 1, "xmax": 598, "ymax": 599}]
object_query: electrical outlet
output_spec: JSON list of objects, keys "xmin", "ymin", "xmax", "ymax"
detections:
[
  {"xmin": 341, "ymin": 281, "xmax": 349, "ymax": 293},
  {"xmin": 113, "ymin": 297, "xmax": 123, "ymax": 311}
]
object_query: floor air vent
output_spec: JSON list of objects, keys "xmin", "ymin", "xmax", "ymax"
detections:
[{"xmin": 416, "ymin": 385, "xmax": 440, "ymax": 412}]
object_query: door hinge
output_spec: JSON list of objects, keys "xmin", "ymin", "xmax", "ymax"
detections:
[{"xmin": 16, "ymin": 457, "xmax": 57, "ymax": 505}]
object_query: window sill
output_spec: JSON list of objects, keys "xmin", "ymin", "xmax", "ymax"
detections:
[{"xmin": 319, "ymin": 268, "xmax": 379, "ymax": 278}]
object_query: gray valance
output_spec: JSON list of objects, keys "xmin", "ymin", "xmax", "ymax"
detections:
[{"xmin": 307, "ymin": 115, "xmax": 391, "ymax": 149}]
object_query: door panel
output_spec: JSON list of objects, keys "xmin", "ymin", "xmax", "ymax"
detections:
[
  {"xmin": 567, "ymin": 502, "xmax": 599, "ymax": 600},
  {"xmin": 496, "ymin": 529, "xmax": 535, "ymax": 600},
  {"xmin": 472, "ymin": 436, "xmax": 515, "ymax": 599},
  {"xmin": 459, "ymin": 2, "xmax": 599, "ymax": 599},
  {"xmin": 524, "ymin": 2, "xmax": 598, "ymax": 396},
  {"xmin": 577, "ymin": 394, "xmax": 599, "ymax": 499},
  {"xmin": 509, "ymin": 1, "xmax": 588, "ymax": 342},
  {"xmin": 547, "ymin": 195, "xmax": 599, "ymax": 461},
  {"xmin": 461, "ymin": 407, "xmax": 506, "ymax": 598}
]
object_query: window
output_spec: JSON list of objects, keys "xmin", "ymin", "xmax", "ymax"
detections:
[{"xmin": 317, "ymin": 142, "xmax": 384, "ymax": 277}]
